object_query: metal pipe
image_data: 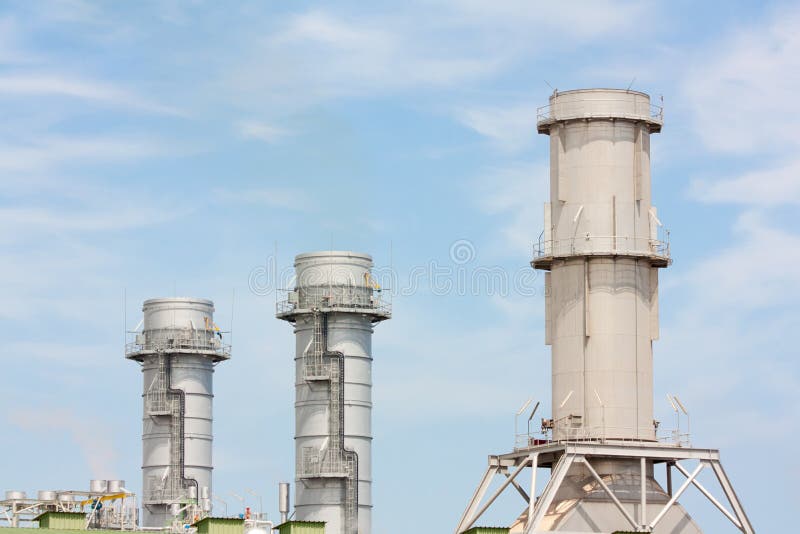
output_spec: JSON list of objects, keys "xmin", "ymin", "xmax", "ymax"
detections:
[{"xmin": 278, "ymin": 482, "xmax": 289, "ymax": 524}]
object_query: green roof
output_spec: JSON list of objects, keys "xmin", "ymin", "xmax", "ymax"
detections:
[
  {"xmin": 276, "ymin": 521, "xmax": 326, "ymax": 534},
  {"xmin": 463, "ymin": 527, "xmax": 510, "ymax": 534},
  {"xmin": 0, "ymin": 529, "xmax": 123, "ymax": 534},
  {"xmin": 191, "ymin": 516, "xmax": 245, "ymax": 534}
]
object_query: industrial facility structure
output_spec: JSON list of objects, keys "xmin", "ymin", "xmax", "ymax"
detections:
[
  {"xmin": 455, "ymin": 89, "xmax": 753, "ymax": 533},
  {"xmin": 1, "ymin": 89, "xmax": 756, "ymax": 534},
  {"xmin": 0, "ymin": 482, "xmax": 136, "ymax": 530},
  {"xmin": 126, "ymin": 298, "xmax": 231, "ymax": 528},
  {"xmin": 276, "ymin": 252, "xmax": 390, "ymax": 534}
]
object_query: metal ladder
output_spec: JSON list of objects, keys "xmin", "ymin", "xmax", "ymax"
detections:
[
  {"xmin": 145, "ymin": 357, "xmax": 170, "ymax": 416},
  {"xmin": 302, "ymin": 311, "xmax": 358, "ymax": 534},
  {"xmin": 304, "ymin": 310, "xmax": 329, "ymax": 380}
]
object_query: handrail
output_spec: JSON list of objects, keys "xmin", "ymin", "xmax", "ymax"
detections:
[
  {"xmin": 125, "ymin": 329, "xmax": 231, "ymax": 359},
  {"xmin": 276, "ymin": 287, "xmax": 391, "ymax": 318},
  {"xmin": 533, "ymin": 234, "xmax": 670, "ymax": 261},
  {"xmin": 536, "ymin": 98, "xmax": 663, "ymax": 124}
]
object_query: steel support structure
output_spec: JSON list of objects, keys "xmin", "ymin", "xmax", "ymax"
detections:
[{"xmin": 454, "ymin": 442, "xmax": 754, "ymax": 534}]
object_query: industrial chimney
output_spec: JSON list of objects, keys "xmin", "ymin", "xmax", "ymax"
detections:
[
  {"xmin": 455, "ymin": 89, "xmax": 754, "ymax": 533},
  {"xmin": 126, "ymin": 297, "xmax": 230, "ymax": 527},
  {"xmin": 277, "ymin": 252, "xmax": 390, "ymax": 534}
]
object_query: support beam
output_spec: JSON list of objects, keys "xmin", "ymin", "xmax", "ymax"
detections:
[
  {"xmin": 649, "ymin": 461, "xmax": 704, "ymax": 530},
  {"xmin": 455, "ymin": 466, "xmax": 497, "ymax": 534},
  {"xmin": 527, "ymin": 453, "xmax": 539, "ymax": 525},
  {"xmin": 502, "ymin": 469, "xmax": 531, "ymax": 503},
  {"xmin": 710, "ymin": 461, "xmax": 755, "ymax": 534},
  {"xmin": 524, "ymin": 454, "xmax": 574, "ymax": 534},
  {"xmin": 673, "ymin": 461, "xmax": 741, "ymax": 529},
  {"xmin": 666, "ymin": 461, "xmax": 673, "ymax": 496},
  {"xmin": 640, "ymin": 457, "xmax": 647, "ymax": 529},
  {"xmin": 581, "ymin": 457, "xmax": 638, "ymax": 530},
  {"xmin": 463, "ymin": 458, "xmax": 531, "ymax": 532}
]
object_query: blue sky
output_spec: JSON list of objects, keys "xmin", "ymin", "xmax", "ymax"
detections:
[{"xmin": 1, "ymin": 1, "xmax": 798, "ymax": 532}]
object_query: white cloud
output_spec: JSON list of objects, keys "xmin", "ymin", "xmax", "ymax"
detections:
[
  {"xmin": 455, "ymin": 103, "xmax": 539, "ymax": 152},
  {"xmin": 8, "ymin": 408, "xmax": 119, "ymax": 478},
  {"xmin": 0, "ymin": 204, "xmax": 187, "ymax": 240},
  {"xmin": 670, "ymin": 210, "xmax": 800, "ymax": 312},
  {"xmin": 690, "ymin": 159, "xmax": 800, "ymax": 206},
  {"xmin": 243, "ymin": 9, "xmax": 501, "ymax": 100},
  {"xmin": 0, "ymin": 16, "xmax": 38, "ymax": 64},
  {"xmin": 682, "ymin": 6, "xmax": 800, "ymax": 154},
  {"xmin": 0, "ymin": 136, "xmax": 165, "ymax": 173},
  {"xmin": 224, "ymin": 1, "xmax": 649, "ymax": 110},
  {"xmin": 0, "ymin": 75, "xmax": 183, "ymax": 115},
  {"xmin": 440, "ymin": 0, "xmax": 648, "ymax": 42},
  {"xmin": 213, "ymin": 187, "xmax": 313, "ymax": 211},
  {"xmin": 236, "ymin": 120, "xmax": 290, "ymax": 143},
  {"xmin": 5, "ymin": 341, "xmax": 113, "ymax": 367},
  {"xmin": 376, "ymin": 296, "xmax": 546, "ymax": 423},
  {"xmin": 472, "ymin": 162, "xmax": 549, "ymax": 253}
]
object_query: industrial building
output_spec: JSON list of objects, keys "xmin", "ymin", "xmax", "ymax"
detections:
[
  {"xmin": 0, "ymin": 89, "xmax": 754, "ymax": 534},
  {"xmin": 454, "ymin": 89, "xmax": 754, "ymax": 533}
]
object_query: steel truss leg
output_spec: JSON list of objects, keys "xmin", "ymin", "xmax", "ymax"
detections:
[
  {"xmin": 710, "ymin": 460, "xmax": 755, "ymax": 534},
  {"xmin": 673, "ymin": 461, "xmax": 742, "ymax": 530},
  {"xmin": 524, "ymin": 453, "xmax": 575, "ymax": 534},
  {"xmin": 640, "ymin": 456, "xmax": 647, "ymax": 529},
  {"xmin": 502, "ymin": 467, "xmax": 531, "ymax": 502},
  {"xmin": 580, "ymin": 456, "xmax": 638, "ymax": 530},
  {"xmin": 649, "ymin": 461, "xmax": 705, "ymax": 530},
  {"xmin": 455, "ymin": 466, "xmax": 497, "ymax": 534},
  {"xmin": 464, "ymin": 458, "xmax": 532, "ymax": 532},
  {"xmin": 527, "ymin": 453, "xmax": 539, "ymax": 526}
]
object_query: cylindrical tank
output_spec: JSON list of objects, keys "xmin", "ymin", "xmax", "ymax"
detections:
[
  {"xmin": 37, "ymin": 491, "xmax": 57, "ymax": 501},
  {"xmin": 5, "ymin": 491, "xmax": 26, "ymax": 500},
  {"xmin": 89, "ymin": 480, "xmax": 108, "ymax": 493},
  {"xmin": 536, "ymin": 89, "xmax": 666, "ymax": 442},
  {"xmin": 106, "ymin": 480, "xmax": 125, "ymax": 494},
  {"xmin": 277, "ymin": 251, "xmax": 390, "ymax": 534},
  {"xmin": 127, "ymin": 297, "xmax": 230, "ymax": 528},
  {"xmin": 57, "ymin": 494, "xmax": 73, "ymax": 503}
]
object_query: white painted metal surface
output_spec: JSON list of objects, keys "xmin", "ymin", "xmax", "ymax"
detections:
[
  {"xmin": 536, "ymin": 89, "xmax": 668, "ymax": 442},
  {"xmin": 127, "ymin": 297, "xmax": 230, "ymax": 528},
  {"xmin": 277, "ymin": 251, "xmax": 390, "ymax": 534},
  {"xmin": 455, "ymin": 89, "xmax": 753, "ymax": 534}
]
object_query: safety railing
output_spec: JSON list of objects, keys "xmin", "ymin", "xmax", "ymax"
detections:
[
  {"xmin": 533, "ymin": 234, "xmax": 670, "ymax": 262},
  {"xmin": 143, "ymin": 477, "xmax": 186, "ymax": 504},
  {"xmin": 276, "ymin": 286, "xmax": 391, "ymax": 317},
  {"xmin": 298, "ymin": 447, "xmax": 354, "ymax": 478},
  {"xmin": 125, "ymin": 329, "xmax": 231, "ymax": 359},
  {"xmin": 536, "ymin": 99, "xmax": 663, "ymax": 124},
  {"xmin": 516, "ymin": 423, "xmax": 690, "ymax": 449}
]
